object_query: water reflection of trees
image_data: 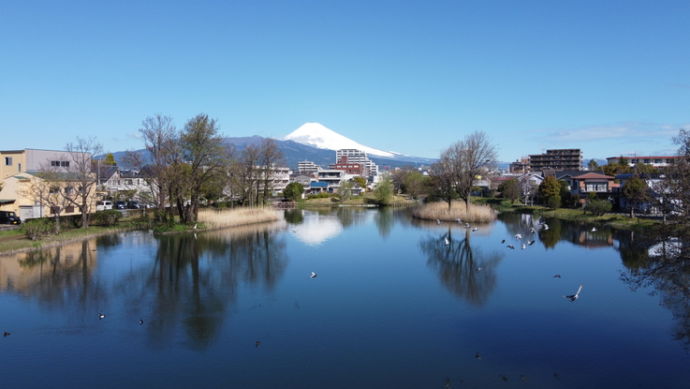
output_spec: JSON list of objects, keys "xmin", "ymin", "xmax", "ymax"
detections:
[
  {"xmin": 374, "ymin": 208, "xmax": 394, "ymax": 238},
  {"xmin": 0, "ymin": 223, "xmax": 287, "ymax": 350},
  {"xmin": 114, "ymin": 226, "xmax": 287, "ymax": 350},
  {"xmin": 4, "ymin": 240, "xmax": 107, "ymax": 312},
  {"xmin": 419, "ymin": 228, "xmax": 502, "ymax": 306},
  {"xmin": 618, "ymin": 230, "xmax": 690, "ymax": 351}
]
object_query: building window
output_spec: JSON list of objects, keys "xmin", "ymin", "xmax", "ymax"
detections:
[
  {"xmin": 4, "ymin": 157, "xmax": 12, "ymax": 166},
  {"xmin": 61, "ymin": 161, "xmax": 69, "ymax": 167},
  {"xmin": 18, "ymin": 163, "xmax": 21, "ymax": 172},
  {"xmin": 65, "ymin": 206, "xmax": 74, "ymax": 213},
  {"xmin": 51, "ymin": 160, "xmax": 59, "ymax": 166}
]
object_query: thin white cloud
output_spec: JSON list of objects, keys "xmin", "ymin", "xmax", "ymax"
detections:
[{"xmin": 544, "ymin": 122, "xmax": 687, "ymax": 142}]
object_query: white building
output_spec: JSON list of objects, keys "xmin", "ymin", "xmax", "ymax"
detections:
[{"xmin": 297, "ymin": 160, "xmax": 320, "ymax": 176}]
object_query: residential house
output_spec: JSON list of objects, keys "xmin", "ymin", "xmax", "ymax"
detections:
[{"xmin": 570, "ymin": 172, "xmax": 615, "ymax": 195}]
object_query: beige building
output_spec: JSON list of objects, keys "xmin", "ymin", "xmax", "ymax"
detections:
[
  {"xmin": 0, "ymin": 148, "xmax": 95, "ymax": 221},
  {"xmin": 1, "ymin": 148, "xmax": 90, "ymax": 179},
  {"xmin": 0, "ymin": 172, "xmax": 96, "ymax": 221}
]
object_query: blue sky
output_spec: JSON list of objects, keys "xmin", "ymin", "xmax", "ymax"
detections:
[{"xmin": 1, "ymin": 0, "xmax": 689, "ymax": 161}]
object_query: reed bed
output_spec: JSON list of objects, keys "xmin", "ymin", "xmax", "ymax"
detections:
[
  {"xmin": 412, "ymin": 200, "xmax": 496, "ymax": 223},
  {"xmin": 197, "ymin": 207, "xmax": 281, "ymax": 229}
]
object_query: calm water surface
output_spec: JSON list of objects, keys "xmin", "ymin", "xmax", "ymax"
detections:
[{"xmin": 0, "ymin": 209, "xmax": 688, "ymax": 388}]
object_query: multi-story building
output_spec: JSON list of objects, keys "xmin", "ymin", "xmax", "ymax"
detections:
[
  {"xmin": 1, "ymin": 148, "xmax": 90, "ymax": 179},
  {"xmin": 315, "ymin": 169, "xmax": 345, "ymax": 193},
  {"xmin": 334, "ymin": 149, "xmax": 379, "ymax": 182},
  {"xmin": 529, "ymin": 149, "xmax": 583, "ymax": 171},
  {"xmin": 297, "ymin": 161, "xmax": 320, "ymax": 176},
  {"xmin": 329, "ymin": 155, "xmax": 364, "ymax": 175},
  {"xmin": 605, "ymin": 155, "xmax": 682, "ymax": 168}
]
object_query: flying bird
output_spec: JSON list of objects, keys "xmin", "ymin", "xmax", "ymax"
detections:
[
  {"xmin": 564, "ymin": 285, "xmax": 583, "ymax": 302},
  {"xmin": 310, "ymin": 272, "xmax": 318, "ymax": 279}
]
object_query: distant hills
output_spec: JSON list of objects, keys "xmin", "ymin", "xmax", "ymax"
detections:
[
  {"xmin": 109, "ymin": 122, "xmax": 436, "ymax": 170},
  {"xmin": 106, "ymin": 122, "xmax": 608, "ymax": 171}
]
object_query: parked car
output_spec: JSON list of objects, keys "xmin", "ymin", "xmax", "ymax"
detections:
[
  {"xmin": 114, "ymin": 201, "xmax": 127, "ymax": 210},
  {"xmin": 95, "ymin": 200, "xmax": 113, "ymax": 211},
  {"xmin": 126, "ymin": 201, "xmax": 141, "ymax": 209},
  {"xmin": 0, "ymin": 211, "xmax": 21, "ymax": 225}
]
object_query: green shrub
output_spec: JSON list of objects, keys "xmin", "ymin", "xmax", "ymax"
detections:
[
  {"xmin": 584, "ymin": 199, "xmax": 612, "ymax": 216},
  {"xmin": 546, "ymin": 195, "xmax": 561, "ymax": 209},
  {"xmin": 306, "ymin": 192, "xmax": 334, "ymax": 199},
  {"xmin": 22, "ymin": 219, "xmax": 53, "ymax": 240},
  {"xmin": 92, "ymin": 210, "xmax": 121, "ymax": 226}
]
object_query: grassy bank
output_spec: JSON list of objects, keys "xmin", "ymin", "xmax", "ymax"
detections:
[
  {"xmin": 413, "ymin": 200, "xmax": 497, "ymax": 223},
  {"xmin": 0, "ymin": 224, "xmax": 137, "ymax": 255},
  {"xmin": 0, "ymin": 207, "xmax": 284, "ymax": 255},
  {"xmin": 473, "ymin": 197, "xmax": 664, "ymax": 230}
]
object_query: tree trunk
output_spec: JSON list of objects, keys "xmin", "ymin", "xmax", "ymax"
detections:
[
  {"xmin": 54, "ymin": 213, "xmax": 61, "ymax": 234},
  {"xmin": 465, "ymin": 195, "xmax": 471, "ymax": 217}
]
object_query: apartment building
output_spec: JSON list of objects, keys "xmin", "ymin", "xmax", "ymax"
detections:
[
  {"xmin": 605, "ymin": 155, "xmax": 682, "ymax": 168},
  {"xmin": 529, "ymin": 149, "xmax": 583, "ymax": 171}
]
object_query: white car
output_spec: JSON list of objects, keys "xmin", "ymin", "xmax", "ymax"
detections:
[{"xmin": 96, "ymin": 200, "xmax": 113, "ymax": 211}]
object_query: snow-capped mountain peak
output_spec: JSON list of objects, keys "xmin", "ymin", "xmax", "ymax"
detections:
[{"xmin": 284, "ymin": 122, "xmax": 395, "ymax": 158}]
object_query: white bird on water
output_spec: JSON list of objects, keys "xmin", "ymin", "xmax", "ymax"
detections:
[
  {"xmin": 193, "ymin": 223, "xmax": 198, "ymax": 230},
  {"xmin": 310, "ymin": 272, "xmax": 318, "ymax": 279},
  {"xmin": 521, "ymin": 243, "xmax": 526, "ymax": 250},
  {"xmin": 444, "ymin": 237, "xmax": 450, "ymax": 246},
  {"xmin": 564, "ymin": 285, "xmax": 583, "ymax": 302},
  {"xmin": 98, "ymin": 313, "xmax": 106, "ymax": 320},
  {"xmin": 543, "ymin": 224, "xmax": 549, "ymax": 230},
  {"xmin": 472, "ymin": 227, "xmax": 478, "ymax": 232},
  {"xmin": 436, "ymin": 219, "xmax": 441, "ymax": 225},
  {"xmin": 591, "ymin": 227, "xmax": 597, "ymax": 232},
  {"xmin": 515, "ymin": 233, "xmax": 523, "ymax": 240}
]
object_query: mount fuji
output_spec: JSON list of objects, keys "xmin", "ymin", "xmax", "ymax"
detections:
[{"xmin": 284, "ymin": 122, "xmax": 397, "ymax": 158}]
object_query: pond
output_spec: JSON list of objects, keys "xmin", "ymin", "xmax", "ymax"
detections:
[{"xmin": 0, "ymin": 209, "xmax": 688, "ymax": 388}]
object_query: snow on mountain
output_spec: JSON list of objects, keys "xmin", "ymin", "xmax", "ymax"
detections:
[{"xmin": 284, "ymin": 122, "xmax": 396, "ymax": 158}]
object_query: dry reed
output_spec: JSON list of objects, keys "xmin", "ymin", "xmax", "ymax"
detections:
[
  {"xmin": 197, "ymin": 207, "xmax": 281, "ymax": 229},
  {"xmin": 412, "ymin": 200, "xmax": 496, "ymax": 223}
]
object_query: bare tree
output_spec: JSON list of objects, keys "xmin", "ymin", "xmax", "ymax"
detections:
[
  {"xmin": 23, "ymin": 168, "xmax": 73, "ymax": 234},
  {"xmin": 432, "ymin": 131, "xmax": 497, "ymax": 213},
  {"xmin": 258, "ymin": 138, "xmax": 283, "ymax": 205},
  {"xmin": 64, "ymin": 137, "xmax": 102, "ymax": 228},
  {"xmin": 137, "ymin": 114, "xmax": 177, "ymax": 222},
  {"xmin": 230, "ymin": 145, "xmax": 261, "ymax": 206}
]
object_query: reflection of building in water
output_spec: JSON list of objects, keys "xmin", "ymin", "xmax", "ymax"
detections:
[
  {"xmin": 290, "ymin": 213, "xmax": 343, "ymax": 245},
  {"xmin": 573, "ymin": 231, "xmax": 614, "ymax": 248},
  {"xmin": 0, "ymin": 239, "xmax": 97, "ymax": 293}
]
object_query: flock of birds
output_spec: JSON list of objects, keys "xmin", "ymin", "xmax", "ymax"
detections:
[{"xmin": 435, "ymin": 217, "xmax": 586, "ymax": 303}]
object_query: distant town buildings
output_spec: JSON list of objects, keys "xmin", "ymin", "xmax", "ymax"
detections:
[
  {"xmin": 529, "ymin": 149, "xmax": 583, "ymax": 171},
  {"xmin": 509, "ymin": 157, "xmax": 530, "ymax": 174},
  {"xmin": 605, "ymin": 155, "xmax": 682, "ymax": 167}
]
